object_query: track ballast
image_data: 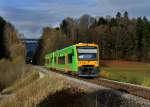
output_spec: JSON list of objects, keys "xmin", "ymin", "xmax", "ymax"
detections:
[{"xmin": 41, "ymin": 66, "xmax": 150, "ymax": 100}]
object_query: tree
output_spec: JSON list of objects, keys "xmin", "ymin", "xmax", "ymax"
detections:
[
  {"xmin": 109, "ymin": 18, "xmax": 117, "ymax": 27},
  {"xmin": 0, "ymin": 16, "xmax": 8, "ymax": 59},
  {"xmin": 0, "ymin": 16, "xmax": 26, "ymax": 90},
  {"xmin": 60, "ymin": 17, "xmax": 77, "ymax": 43},
  {"xmin": 123, "ymin": 11, "xmax": 129, "ymax": 19},
  {"xmin": 97, "ymin": 17, "xmax": 107, "ymax": 25},
  {"xmin": 136, "ymin": 17, "xmax": 144, "ymax": 61},
  {"xmin": 33, "ymin": 27, "xmax": 66, "ymax": 65},
  {"xmin": 142, "ymin": 16, "xmax": 150, "ymax": 61},
  {"xmin": 116, "ymin": 12, "xmax": 121, "ymax": 19}
]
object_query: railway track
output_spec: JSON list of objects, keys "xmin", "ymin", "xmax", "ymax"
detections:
[
  {"xmin": 35, "ymin": 66, "xmax": 150, "ymax": 100},
  {"xmin": 88, "ymin": 78, "xmax": 150, "ymax": 100}
]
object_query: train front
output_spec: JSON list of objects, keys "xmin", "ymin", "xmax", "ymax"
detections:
[{"xmin": 76, "ymin": 43, "xmax": 100, "ymax": 77}]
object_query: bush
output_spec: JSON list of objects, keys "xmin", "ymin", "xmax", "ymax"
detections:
[
  {"xmin": 99, "ymin": 70, "xmax": 110, "ymax": 78},
  {"xmin": 0, "ymin": 56, "xmax": 25, "ymax": 91},
  {"xmin": 142, "ymin": 77, "xmax": 150, "ymax": 87}
]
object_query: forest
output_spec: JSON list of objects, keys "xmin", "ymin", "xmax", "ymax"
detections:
[{"xmin": 33, "ymin": 11, "xmax": 150, "ymax": 65}]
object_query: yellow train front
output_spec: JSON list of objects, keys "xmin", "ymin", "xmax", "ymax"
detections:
[
  {"xmin": 45, "ymin": 43, "xmax": 100, "ymax": 78},
  {"xmin": 76, "ymin": 43, "xmax": 100, "ymax": 77}
]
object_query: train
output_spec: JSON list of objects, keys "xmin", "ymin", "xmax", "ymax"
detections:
[{"xmin": 44, "ymin": 43, "xmax": 100, "ymax": 77}]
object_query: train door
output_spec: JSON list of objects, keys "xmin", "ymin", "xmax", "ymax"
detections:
[{"xmin": 65, "ymin": 53, "xmax": 69, "ymax": 73}]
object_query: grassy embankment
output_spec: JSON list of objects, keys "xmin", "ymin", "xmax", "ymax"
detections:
[
  {"xmin": 100, "ymin": 60, "xmax": 150, "ymax": 87},
  {"xmin": 0, "ymin": 69, "xmax": 101, "ymax": 107},
  {"xmin": 0, "ymin": 57, "xmax": 25, "ymax": 91},
  {"xmin": 1, "ymin": 70, "xmax": 39, "ymax": 94}
]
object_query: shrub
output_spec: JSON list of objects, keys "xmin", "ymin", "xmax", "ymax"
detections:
[
  {"xmin": 142, "ymin": 77, "xmax": 150, "ymax": 87},
  {"xmin": 100, "ymin": 70, "xmax": 110, "ymax": 78},
  {"xmin": 0, "ymin": 56, "xmax": 25, "ymax": 91}
]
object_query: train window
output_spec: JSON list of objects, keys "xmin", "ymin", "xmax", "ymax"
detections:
[
  {"xmin": 68, "ymin": 53, "xmax": 73, "ymax": 63},
  {"xmin": 78, "ymin": 53, "xmax": 97, "ymax": 60},
  {"xmin": 58, "ymin": 56, "xmax": 65, "ymax": 64}
]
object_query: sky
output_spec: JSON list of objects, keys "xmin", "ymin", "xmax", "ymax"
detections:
[{"xmin": 0, "ymin": 0, "xmax": 150, "ymax": 38}]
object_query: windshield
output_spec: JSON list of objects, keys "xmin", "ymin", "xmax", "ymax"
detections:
[
  {"xmin": 77, "ymin": 46, "xmax": 98, "ymax": 60},
  {"xmin": 78, "ymin": 53, "xmax": 97, "ymax": 60}
]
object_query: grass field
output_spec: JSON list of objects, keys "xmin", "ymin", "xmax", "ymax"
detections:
[{"xmin": 100, "ymin": 60, "xmax": 150, "ymax": 87}]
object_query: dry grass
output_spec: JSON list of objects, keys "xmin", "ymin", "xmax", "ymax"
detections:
[
  {"xmin": 0, "ymin": 72, "xmax": 101, "ymax": 107},
  {"xmin": 0, "ymin": 56, "xmax": 25, "ymax": 91},
  {"xmin": 99, "ymin": 70, "xmax": 110, "ymax": 78},
  {"xmin": 142, "ymin": 78, "xmax": 150, "ymax": 87},
  {"xmin": 0, "ymin": 75, "xmax": 69, "ymax": 107},
  {"xmin": 2, "ymin": 70, "xmax": 39, "ymax": 94}
]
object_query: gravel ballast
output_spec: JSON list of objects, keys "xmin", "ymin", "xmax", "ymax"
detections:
[{"xmin": 34, "ymin": 66, "xmax": 150, "ymax": 107}]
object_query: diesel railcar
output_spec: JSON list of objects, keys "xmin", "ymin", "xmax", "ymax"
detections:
[{"xmin": 45, "ymin": 43, "xmax": 100, "ymax": 77}]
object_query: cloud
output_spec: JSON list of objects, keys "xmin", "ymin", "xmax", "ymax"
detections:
[
  {"xmin": 0, "ymin": 0, "xmax": 150, "ymax": 38},
  {"xmin": 95, "ymin": 0, "xmax": 150, "ymax": 17},
  {"xmin": 0, "ymin": 6, "xmax": 61, "ymax": 38}
]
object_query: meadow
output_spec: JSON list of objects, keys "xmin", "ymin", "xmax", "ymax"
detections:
[{"xmin": 100, "ymin": 60, "xmax": 150, "ymax": 87}]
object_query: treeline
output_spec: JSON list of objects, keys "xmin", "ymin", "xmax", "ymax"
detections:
[
  {"xmin": 0, "ymin": 16, "xmax": 26, "ymax": 90},
  {"xmin": 0, "ymin": 16, "xmax": 26, "ymax": 59},
  {"xmin": 34, "ymin": 11, "xmax": 150, "ymax": 65},
  {"xmin": 60, "ymin": 12, "xmax": 150, "ymax": 61},
  {"xmin": 33, "ymin": 27, "xmax": 66, "ymax": 65}
]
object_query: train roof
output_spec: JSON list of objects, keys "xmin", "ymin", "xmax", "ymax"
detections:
[
  {"xmin": 45, "ymin": 43, "xmax": 98, "ymax": 58},
  {"xmin": 75, "ymin": 43, "xmax": 98, "ymax": 47}
]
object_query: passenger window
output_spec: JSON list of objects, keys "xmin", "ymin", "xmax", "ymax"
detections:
[
  {"xmin": 68, "ymin": 53, "xmax": 73, "ymax": 63},
  {"xmin": 58, "ymin": 56, "xmax": 65, "ymax": 64}
]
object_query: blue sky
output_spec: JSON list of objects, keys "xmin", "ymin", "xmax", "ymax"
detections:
[{"xmin": 0, "ymin": 0, "xmax": 150, "ymax": 38}]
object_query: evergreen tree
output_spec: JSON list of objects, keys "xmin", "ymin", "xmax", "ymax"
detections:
[
  {"xmin": 116, "ymin": 12, "xmax": 122, "ymax": 26},
  {"xmin": 142, "ymin": 16, "xmax": 150, "ymax": 61},
  {"xmin": 60, "ymin": 19, "xmax": 68, "ymax": 34},
  {"xmin": 97, "ymin": 17, "xmax": 107, "ymax": 25},
  {"xmin": 123, "ymin": 11, "xmax": 129, "ymax": 19},
  {"xmin": 109, "ymin": 18, "xmax": 117, "ymax": 27},
  {"xmin": 116, "ymin": 12, "xmax": 121, "ymax": 19},
  {"xmin": 136, "ymin": 17, "xmax": 144, "ymax": 61}
]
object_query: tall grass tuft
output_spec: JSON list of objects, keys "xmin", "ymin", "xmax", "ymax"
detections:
[
  {"xmin": 0, "ymin": 56, "xmax": 25, "ymax": 91},
  {"xmin": 142, "ymin": 77, "xmax": 150, "ymax": 87},
  {"xmin": 100, "ymin": 70, "xmax": 110, "ymax": 78},
  {"xmin": 2, "ymin": 70, "xmax": 39, "ymax": 94}
]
